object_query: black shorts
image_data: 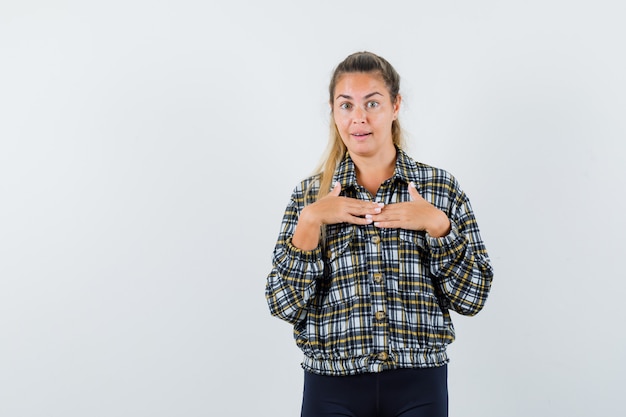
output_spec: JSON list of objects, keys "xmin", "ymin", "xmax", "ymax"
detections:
[{"xmin": 301, "ymin": 366, "xmax": 448, "ymax": 417}]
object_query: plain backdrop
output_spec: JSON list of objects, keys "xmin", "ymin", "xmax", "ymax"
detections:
[{"xmin": 1, "ymin": 1, "xmax": 625, "ymax": 416}]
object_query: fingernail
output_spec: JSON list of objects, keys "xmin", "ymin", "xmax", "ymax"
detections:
[{"xmin": 365, "ymin": 214, "xmax": 373, "ymax": 219}]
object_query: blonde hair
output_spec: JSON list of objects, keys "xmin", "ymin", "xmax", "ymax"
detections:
[{"xmin": 312, "ymin": 51, "xmax": 406, "ymax": 200}]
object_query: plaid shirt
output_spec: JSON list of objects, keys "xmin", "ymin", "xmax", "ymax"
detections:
[{"xmin": 266, "ymin": 148, "xmax": 493, "ymax": 376}]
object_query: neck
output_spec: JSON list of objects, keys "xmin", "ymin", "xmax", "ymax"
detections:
[{"xmin": 352, "ymin": 145, "xmax": 397, "ymax": 196}]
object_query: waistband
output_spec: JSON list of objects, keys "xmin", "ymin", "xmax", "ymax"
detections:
[{"xmin": 301, "ymin": 347, "xmax": 449, "ymax": 376}]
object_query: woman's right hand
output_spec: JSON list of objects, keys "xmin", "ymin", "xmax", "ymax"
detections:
[{"xmin": 291, "ymin": 182, "xmax": 383, "ymax": 250}]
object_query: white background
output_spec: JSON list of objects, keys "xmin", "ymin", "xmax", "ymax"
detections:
[{"xmin": 1, "ymin": 1, "xmax": 625, "ymax": 416}]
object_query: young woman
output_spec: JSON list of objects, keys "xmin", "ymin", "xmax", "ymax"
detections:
[{"xmin": 265, "ymin": 51, "xmax": 493, "ymax": 417}]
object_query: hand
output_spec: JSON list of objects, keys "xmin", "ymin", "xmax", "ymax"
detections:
[
  {"xmin": 301, "ymin": 182, "xmax": 384, "ymax": 227},
  {"xmin": 291, "ymin": 182, "xmax": 384, "ymax": 250},
  {"xmin": 369, "ymin": 182, "xmax": 451, "ymax": 237}
]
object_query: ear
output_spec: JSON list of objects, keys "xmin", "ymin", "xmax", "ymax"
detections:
[{"xmin": 393, "ymin": 94, "xmax": 402, "ymax": 120}]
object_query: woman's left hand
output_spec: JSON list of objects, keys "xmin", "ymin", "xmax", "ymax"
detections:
[{"xmin": 369, "ymin": 182, "xmax": 451, "ymax": 237}]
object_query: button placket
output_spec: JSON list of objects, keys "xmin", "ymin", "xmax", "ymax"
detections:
[
  {"xmin": 367, "ymin": 230, "xmax": 389, "ymax": 369},
  {"xmin": 365, "ymin": 180, "xmax": 397, "ymax": 370}
]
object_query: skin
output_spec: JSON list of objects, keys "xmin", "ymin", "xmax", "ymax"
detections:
[{"xmin": 292, "ymin": 72, "xmax": 450, "ymax": 251}]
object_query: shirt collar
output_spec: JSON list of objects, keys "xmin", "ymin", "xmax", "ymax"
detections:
[
  {"xmin": 330, "ymin": 147, "xmax": 421, "ymax": 192},
  {"xmin": 392, "ymin": 147, "xmax": 421, "ymax": 184}
]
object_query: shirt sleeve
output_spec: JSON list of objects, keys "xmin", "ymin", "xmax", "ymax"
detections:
[
  {"xmin": 265, "ymin": 187, "xmax": 324, "ymax": 324},
  {"xmin": 425, "ymin": 178, "xmax": 494, "ymax": 316}
]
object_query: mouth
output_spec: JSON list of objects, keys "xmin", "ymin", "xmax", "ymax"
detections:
[{"xmin": 351, "ymin": 132, "xmax": 372, "ymax": 140}]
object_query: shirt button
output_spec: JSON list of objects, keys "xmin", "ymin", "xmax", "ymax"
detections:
[
  {"xmin": 371, "ymin": 235, "xmax": 381, "ymax": 244},
  {"xmin": 377, "ymin": 352, "xmax": 389, "ymax": 361},
  {"xmin": 373, "ymin": 273, "xmax": 383, "ymax": 284},
  {"xmin": 375, "ymin": 311, "xmax": 386, "ymax": 320}
]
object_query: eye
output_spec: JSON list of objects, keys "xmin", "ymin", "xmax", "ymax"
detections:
[
  {"xmin": 339, "ymin": 102, "xmax": 352, "ymax": 110},
  {"xmin": 366, "ymin": 101, "xmax": 379, "ymax": 109}
]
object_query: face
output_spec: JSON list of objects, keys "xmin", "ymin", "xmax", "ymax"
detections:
[{"xmin": 332, "ymin": 72, "xmax": 401, "ymax": 158}]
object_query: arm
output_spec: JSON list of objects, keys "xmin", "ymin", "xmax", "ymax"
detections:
[
  {"xmin": 265, "ymin": 195, "xmax": 324, "ymax": 324},
  {"xmin": 425, "ymin": 184, "xmax": 493, "ymax": 316},
  {"xmin": 266, "ymin": 182, "xmax": 384, "ymax": 323},
  {"xmin": 371, "ymin": 180, "xmax": 493, "ymax": 316},
  {"xmin": 265, "ymin": 253, "xmax": 323, "ymax": 324}
]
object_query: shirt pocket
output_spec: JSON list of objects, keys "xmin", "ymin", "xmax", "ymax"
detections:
[
  {"xmin": 305, "ymin": 298, "xmax": 359, "ymax": 356},
  {"xmin": 397, "ymin": 229, "xmax": 433, "ymax": 294},
  {"xmin": 398, "ymin": 228, "xmax": 427, "ymax": 249},
  {"xmin": 320, "ymin": 224, "xmax": 360, "ymax": 306},
  {"xmin": 399, "ymin": 291, "xmax": 454, "ymax": 348}
]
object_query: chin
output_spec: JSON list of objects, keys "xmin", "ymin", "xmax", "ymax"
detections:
[{"xmin": 348, "ymin": 145, "xmax": 376, "ymax": 156}]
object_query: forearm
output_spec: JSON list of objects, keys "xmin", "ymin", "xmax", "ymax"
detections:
[
  {"xmin": 425, "ymin": 208, "xmax": 451, "ymax": 238},
  {"xmin": 428, "ymin": 226, "xmax": 493, "ymax": 316},
  {"xmin": 292, "ymin": 207, "xmax": 322, "ymax": 250},
  {"xmin": 265, "ymin": 238, "xmax": 323, "ymax": 323}
]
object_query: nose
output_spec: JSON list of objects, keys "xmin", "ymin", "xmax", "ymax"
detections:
[{"xmin": 352, "ymin": 107, "xmax": 366, "ymax": 124}]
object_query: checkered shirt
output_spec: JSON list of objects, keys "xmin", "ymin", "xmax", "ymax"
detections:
[{"xmin": 266, "ymin": 148, "xmax": 493, "ymax": 376}]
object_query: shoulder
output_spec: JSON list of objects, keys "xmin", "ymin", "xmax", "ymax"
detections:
[
  {"xmin": 398, "ymin": 149, "xmax": 459, "ymax": 189},
  {"xmin": 288, "ymin": 173, "xmax": 322, "ymax": 206}
]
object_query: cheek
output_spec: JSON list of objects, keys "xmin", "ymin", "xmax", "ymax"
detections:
[
  {"xmin": 333, "ymin": 117, "xmax": 350, "ymax": 142},
  {"xmin": 374, "ymin": 114, "xmax": 394, "ymax": 129},
  {"xmin": 333, "ymin": 114, "xmax": 349, "ymax": 130}
]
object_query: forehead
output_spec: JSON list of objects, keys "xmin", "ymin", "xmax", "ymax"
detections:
[{"xmin": 334, "ymin": 72, "xmax": 388, "ymax": 98}]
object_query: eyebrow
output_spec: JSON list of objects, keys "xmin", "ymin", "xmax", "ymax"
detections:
[{"xmin": 335, "ymin": 91, "xmax": 384, "ymax": 101}]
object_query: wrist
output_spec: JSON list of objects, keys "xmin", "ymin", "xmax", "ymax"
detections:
[
  {"xmin": 292, "ymin": 207, "xmax": 323, "ymax": 250},
  {"xmin": 426, "ymin": 210, "xmax": 451, "ymax": 238},
  {"xmin": 299, "ymin": 205, "xmax": 323, "ymax": 229}
]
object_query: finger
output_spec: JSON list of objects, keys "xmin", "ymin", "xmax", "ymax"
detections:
[
  {"xmin": 368, "ymin": 212, "xmax": 399, "ymax": 223},
  {"xmin": 408, "ymin": 182, "xmax": 421, "ymax": 202},
  {"xmin": 357, "ymin": 202, "xmax": 384, "ymax": 216},
  {"xmin": 329, "ymin": 181, "xmax": 342, "ymax": 197},
  {"xmin": 373, "ymin": 220, "xmax": 400, "ymax": 229},
  {"xmin": 342, "ymin": 199, "xmax": 383, "ymax": 214},
  {"xmin": 347, "ymin": 215, "xmax": 375, "ymax": 226}
]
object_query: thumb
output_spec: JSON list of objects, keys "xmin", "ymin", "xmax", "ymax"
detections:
[
  {"xmin": 408, "ymin": 182, "xmax": 421, "ymax": 201},
  {"xmin": 329, "ymin": 181, "xmax": 342, "ymax": 197}
]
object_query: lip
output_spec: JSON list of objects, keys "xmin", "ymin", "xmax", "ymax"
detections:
[{"xmin": 351, "ymin": 131, "xmax": 372, "ymax": 139}]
